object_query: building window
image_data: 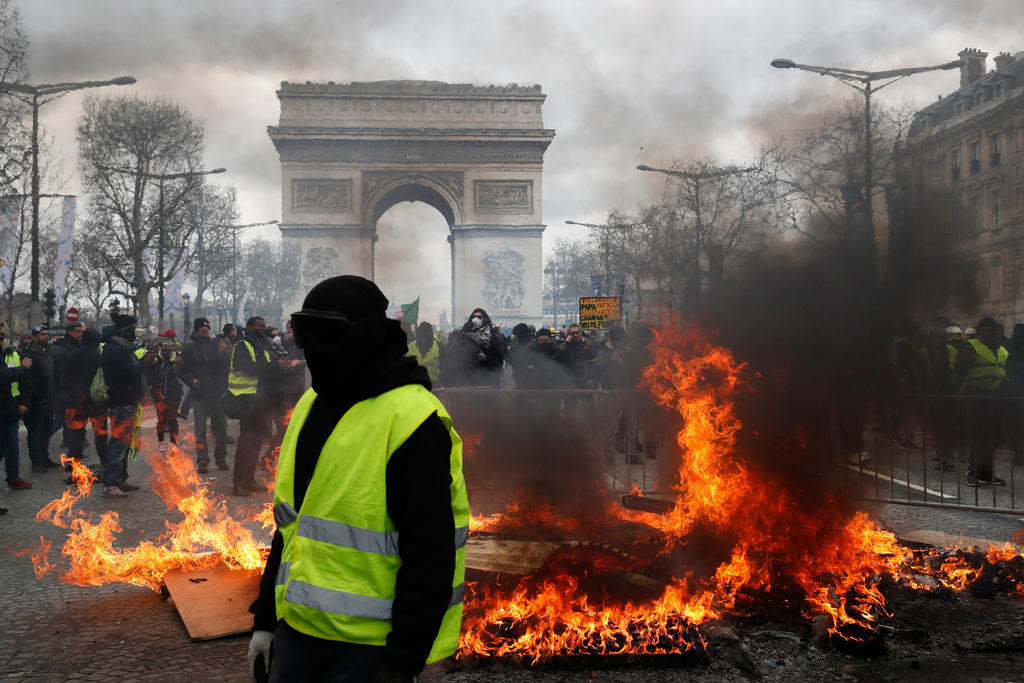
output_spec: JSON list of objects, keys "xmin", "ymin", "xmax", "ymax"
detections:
[
  {"xmin": 915, "ymin": 164, "xmax": 924, "ymax": 191},
  {"xmin": 991, "ymin": 188, "xmax": 1002, "ymax": 228},
  {"xmin": 995, "ymin": 83, "xmax": 1003, "ymax": 98},
  {"xmin": 967, "ymin": 194, "xmax": 981, "ymax": 232},
  {"xmin": 956, "ymin": 101, "xmax": 964, "ymax": 115},
  {"xmin": 1018, "ymin": 265, "xmax": 1024, "ymax": 298},
  {"xmin": 969, "ymin": 141, "xmax": 981, "ymax": 174},
  {"xmin": 991, "ymin": 133, "xmax": 1002, "ymax": 167},
  {"xmin": 951, "ymin": 149, "xmax": 961, "ymax": 180}
]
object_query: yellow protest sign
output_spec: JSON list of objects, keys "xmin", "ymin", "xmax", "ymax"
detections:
[{"xmin": 578, "ymin": 297, "xmax": 621, "ymax": 330}]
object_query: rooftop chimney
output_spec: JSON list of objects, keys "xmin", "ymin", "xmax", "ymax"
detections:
[
  {"xmin": 958, "ymin": 48, "xmax": 988, "ymax": 87},
  {"xmin": 994, "ymin": 52, "xmax": 1015, "ymax": 76}
]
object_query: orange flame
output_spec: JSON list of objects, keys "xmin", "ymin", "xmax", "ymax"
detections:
[
  {"xmin": 458, "ymin": 326, "xmax": 916, "ymax": 658},
  {"xmin": 30, "ymin": 419, "xmax": 271, "ymax": 592}
]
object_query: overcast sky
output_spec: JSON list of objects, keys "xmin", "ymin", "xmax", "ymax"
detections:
[{"xmin": 17, "ymin": 0, "xmax": 1022, "ymax": 323}]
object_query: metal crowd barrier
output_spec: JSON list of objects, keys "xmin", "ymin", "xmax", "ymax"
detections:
[
  {"xmin": 433, "ymin": 388, "xmax": 669, "ymax": 494},
  {"xmin": 827, "ymin": 392, "xmax": 1024, "ymax": 514}
]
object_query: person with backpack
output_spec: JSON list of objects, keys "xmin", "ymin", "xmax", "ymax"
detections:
[
  {"xmin": 64, "ymin": 328, "xmax": 108, "ymax": 477},
  {"xmin": 101, "ymin": 315, "xmax": 154, "ymax": 498}
]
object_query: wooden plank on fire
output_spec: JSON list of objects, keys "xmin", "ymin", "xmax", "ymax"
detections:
[
  {"xmin": 163, "ymin": 563, "xmax": 263, "ymax": 641},
  {"xmin": 466, "ymin": 538, "xmax": 579, "ymax": 574},
  {"xmin": 897, "ymin": 529, "xmax": 1022, "ymax": 553}
]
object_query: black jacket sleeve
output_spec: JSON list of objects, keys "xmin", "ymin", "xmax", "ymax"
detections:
[{"xmin": 383, "ymin": 413, "xmax": 456, "ymax": 675}]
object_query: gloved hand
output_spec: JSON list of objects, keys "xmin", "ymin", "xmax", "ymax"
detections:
[
  {"xmin": 247, "ymin": 630, "xmax": 274, "ymax": 682},
  {"xmin": 371, "ymin": 661, "xmax": 417, "ymax": 683}
]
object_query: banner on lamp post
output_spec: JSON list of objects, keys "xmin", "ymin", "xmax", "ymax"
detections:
[
  {"xmin": 164, "ymin": 248, "xmax": 188, "ymax": 316},
  {"xmin": 0, "ymin": 198, "xmax": 19, "ymax": 294},
  {"xmin": 54, "ymin": 196, "xmax": 76, "ymax": 308}
]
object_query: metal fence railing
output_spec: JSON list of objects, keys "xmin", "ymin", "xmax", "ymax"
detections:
[
  {"xmin": 827, "ymin": 393, "xmax": 1024, "ymax": 514},
  {"xmin": 434, "ymin": 389, "xmax": 671, "ymax": 494}
]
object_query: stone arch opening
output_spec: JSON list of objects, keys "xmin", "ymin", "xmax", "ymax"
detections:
[{"xmin": 269, "ymin": 80, "xmax": 555, "ymax": 327}]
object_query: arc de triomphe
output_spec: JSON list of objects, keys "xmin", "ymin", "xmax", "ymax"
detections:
[{"xmin": 268, "ymin": 80, "xmax": 555, "ymax": 327}]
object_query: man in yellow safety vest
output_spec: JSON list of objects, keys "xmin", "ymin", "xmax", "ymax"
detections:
[
  {"xmin": 406, "ymin": 322, "xmax": 441, "ymax": 387},
  {"xmin": 247, "ymin": 275, "xmax": 468, "ymax": 683},
  {"xmin": 955, "ymin": 316, "xmax": 1009, "ymax": 485}
]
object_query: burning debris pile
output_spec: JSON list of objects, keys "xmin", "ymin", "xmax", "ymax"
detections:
[
  {"xmin": 29, "ymin": 435, "xmax": 274, "ymax": 592},
  {"xmin": 459, "ymin": 327, "xmax": 1024, "ymax": 665}
]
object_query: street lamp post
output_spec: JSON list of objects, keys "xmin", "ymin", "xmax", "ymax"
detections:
[
  {"xmin": 0, "ymin": 76, "xmax": 135, "ymax": 323},
  {"xmin": 769, "ymin": 57, "xmax": 961, "ymax": 274},
  {"xmin": 182, "ymin": 292, "xmax": 191, "ymax": 338},
  {"xmin": 636, "ymin": 164, "xmax": 758, "ymax": 303}
]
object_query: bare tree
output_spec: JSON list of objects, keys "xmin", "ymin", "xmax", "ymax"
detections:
[
  {"xmin": 773, "ymin": 98, "xmax": 913, "ymax": 278},
  {"xmin": 76, "ymin": 95, "xmax": 205, "ymax": 325},
  {"xmin": 235, "ymin": 238, "xmax": 301, "ymax": 326},
  {"xmin": 0, "ymin": 0, "xmax": 29, "ymax": 195},
  {"xmin": 183, "ymin": 184, "xmax": 237, "ymax": 316}
]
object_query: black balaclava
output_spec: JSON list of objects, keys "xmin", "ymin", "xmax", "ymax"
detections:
[{"xmin": 299, "ymin": 276, "xmax": 409, "ymax": 397}]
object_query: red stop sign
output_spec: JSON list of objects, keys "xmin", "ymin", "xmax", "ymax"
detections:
[{"xmin": 65, "ymin": 307, "xmax": 79, "ymax": 323}]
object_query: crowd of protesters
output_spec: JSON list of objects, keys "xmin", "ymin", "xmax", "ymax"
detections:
[
  {"xmin": 841, "ymin": 315, "xmax": 1024, "ymax": 488},
  {"xmin": 0, "ymin": 312, "xmax": 305, "ymax": 508},
  {"xmin": 407, "ymin": 307, "xmax": 653, "ymax": 392}
]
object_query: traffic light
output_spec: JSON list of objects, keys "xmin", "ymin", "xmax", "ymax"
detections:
[{"xmin": 43, "ymin": 288, "xmax": 56, "ymax": 324}]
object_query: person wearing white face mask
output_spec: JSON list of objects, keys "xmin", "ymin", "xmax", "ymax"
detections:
[{"xmin": 441, "ymin": 308, "xmax": 505, "ymax": 388}]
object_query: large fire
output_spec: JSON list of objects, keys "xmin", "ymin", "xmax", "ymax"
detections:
[
  {"xmin": 20, "ymin": 330, "xmax": 1024, "ymax": 666},
  {"xmin": 459, "ymin": 327, "xmax": 1024, "ymax": 661}
]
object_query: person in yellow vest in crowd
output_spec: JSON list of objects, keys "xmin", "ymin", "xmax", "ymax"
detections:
[
  {"xmin": 945, "ymin": 325, "xmax": 964, "ymax": 372},
  {"xmin": 229, "ymin": 316, "xmax": 298, "ymax": 497},
  {"xmin": 247, "ymin": 276, "xmax": 468, "ymax": 683},
  {"xmin": 954, "ymin": 316, "xmax": 1009, "ymax": 486},
  {"xmin": 407, "ymin": 322, "xmax": 441, "ymax": 387},
  {"xmin": 1, "ymin": 330, "xmax": 32, "ymax": 498}
]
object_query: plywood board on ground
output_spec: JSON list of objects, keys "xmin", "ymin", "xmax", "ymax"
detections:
[
  {"xmin": 466, "ymin": 538, "xmax": 577, "ymax": 574},
  {"xmin": 898, "ymin": 529, "xmax": 1020, "ymax": 552},
  {"xmin": 163, "ymin": 563, "xmax": 263, "ymax": 641}
]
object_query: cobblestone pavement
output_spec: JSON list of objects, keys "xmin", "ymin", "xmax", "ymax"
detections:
[{"xmin": 4, "ymin": 415, "xmax": 1024, "ymax": 681}]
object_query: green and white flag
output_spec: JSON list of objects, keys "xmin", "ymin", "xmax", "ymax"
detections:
[{"xmin": 400, "ymin": 297, "xmax": 419, "ymax": 326}]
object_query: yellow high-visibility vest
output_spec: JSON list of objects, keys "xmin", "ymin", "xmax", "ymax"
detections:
[
  {"xmin": 408, "ymin": 340, "xmax": 441, "ymax": 384},
  {"xmin": 273, "ymin": 385, "xmax": 469, "ymax": 664},
  {"xmin": 228, "ymin": 340, "xmax": 269, "ymax": 396},
  {"xmin": 6, "ymin": 351, "xmax": 20, "ymax": 398},
  {"xmin": 962, "ymin": 338, "xmax": 1009, "ymax": 392}
]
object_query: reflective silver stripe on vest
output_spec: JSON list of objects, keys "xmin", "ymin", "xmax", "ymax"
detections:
[
  {"xmin": 274, "ymin": 502, "xmax": 299, "ymax": 528},
  {"xmin": 298, "ymin": 516, "xmax": 400, "ymax": 556},
  {"xmin": 284, "ymin": 580, "xmax": 465, "ymax": 620},
  {"xmin": 293, "ymin": 517, "xmax": 469, "ymax": 555},
  {"xmin": 448, "ymin": 582, "xmax": 465, "ymax": 609},
  {"xmin": 275, "ymin": 561, "xmax": 291, "ymax": 586},
  {"xmin": 286, "ymin": 579, "xmax": 395, "ymax": 620}
]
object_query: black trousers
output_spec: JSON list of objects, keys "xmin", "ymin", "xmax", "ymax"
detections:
[
  {"xmin": 234, "ymin": 396, "xmax": 269, "ymax": 487},
  {"xmin": 269, "ymin": 622, "xmax": 384, "ymax": 683}
]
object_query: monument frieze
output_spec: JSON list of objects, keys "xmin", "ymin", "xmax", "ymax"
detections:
[
  {"xmin": 475, "ymin": 180, "xmax": 533, "ymax": 213},
  {"xmin": 291, "ymin": 178, "xmax": 352, "ymax": 213}
]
